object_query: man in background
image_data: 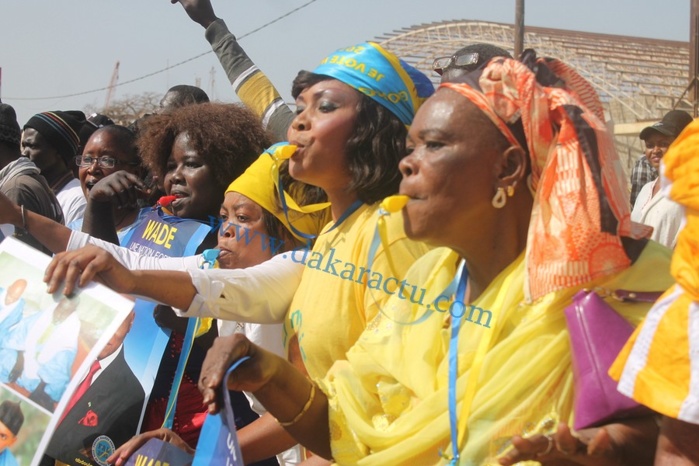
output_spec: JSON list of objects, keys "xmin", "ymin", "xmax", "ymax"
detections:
[
  {"xmin": 21, "ymin": 110, "xmax": 87, "ymax": 225},
  {"xmin": 629, "ymin": 109, "xmax": 693, "ymax": 205},
  {"xmin": 0, "ymin": 104, "xmax": 64, "ymax": 254}
]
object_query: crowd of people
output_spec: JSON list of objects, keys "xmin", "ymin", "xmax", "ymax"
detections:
[{"xmin": 0, "ymin": 0, "xmax": 697, "ymax": 465}]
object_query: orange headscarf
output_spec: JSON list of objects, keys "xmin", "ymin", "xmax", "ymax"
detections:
[{"xmin": 442, "ymin": 51, "xmax": 651, "ymax": 301}]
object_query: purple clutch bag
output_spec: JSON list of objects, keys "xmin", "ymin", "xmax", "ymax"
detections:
[{"xmin": 564, "ymin": 289, "xmax": 657, "ymax": 430}]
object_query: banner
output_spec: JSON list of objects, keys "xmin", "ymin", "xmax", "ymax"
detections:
[
  {"xmin": 46, "ymin": 208, "xmax": 212, "ymax": 465},
  {"xmin": 0, "ymin": 237, "xmax": 134, "ymax": 466}
]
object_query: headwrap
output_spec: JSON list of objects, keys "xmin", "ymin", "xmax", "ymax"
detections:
[
  {"xmin": 226, "ymin": 145, "xmax": 331, "ymax": 242},
  {"xmin": 313, "ymin": 42, "xmax": 434, "ymax": 125},
  {"xmin": 23, "ymin": 110, "xmax": 86, "ymax": 161},
  {"xmin": 0, "ymin": 400, "xmax": 23, "ymax": 436},
  {"xmin": 0, "ymin": 103, "xmax": 21, "ymax": 147},
  {"xmin": 442, "ymin": 50, "xmax": 652, "ymax": 301}
]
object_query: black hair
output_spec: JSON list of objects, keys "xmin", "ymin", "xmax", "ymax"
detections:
[{"xmin": 161, "ymin": 85, "xmax": 210, "ymax": 110}]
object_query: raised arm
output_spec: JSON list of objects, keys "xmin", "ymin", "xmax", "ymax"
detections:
[{"xmin": 172, "ymin": 0, "xmax": 294, "ymax": 141}]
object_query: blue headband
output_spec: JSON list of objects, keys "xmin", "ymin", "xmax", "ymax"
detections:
[{"xmin": 313, "ymin": 42, "xmax": 434, "ymax": 125}]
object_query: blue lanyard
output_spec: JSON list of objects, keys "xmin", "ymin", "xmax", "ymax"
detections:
[
  {"xmin": 446, "ymin": 261, "xmax": 468, "ymax": 465},
  {"xmin": 276, "ymin": 171, "xmax": 362, "ymax": 242},
  {"xmin": 162, "ymin": 249, "xmax": 220, "ymax": 429}
]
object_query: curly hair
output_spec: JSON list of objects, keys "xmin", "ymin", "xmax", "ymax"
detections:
[
  {"xmin": 291, "ymin": 71, "xmax": 407, "ymax": 204},
  {"xmin": 137, "ymin": 103, "xmax": 271, "ymax": 190}
]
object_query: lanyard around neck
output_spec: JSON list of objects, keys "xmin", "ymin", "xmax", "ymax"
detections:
[{"xmin": 445, "ymin": 261, "xmax": 468, "ymax": 465}]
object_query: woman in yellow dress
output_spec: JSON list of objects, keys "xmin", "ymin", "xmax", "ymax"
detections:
[{"xmin": 47, "ymin": 52, "xmax": 674, "ymax": 465}]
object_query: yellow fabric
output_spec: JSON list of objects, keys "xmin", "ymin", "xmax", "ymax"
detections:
[
  {"xmin": 321, "ymin": 242, "xmax": 672, "ymax": 465},
  {"xmin": 237, "ymin": 72, "xmax": 282, "ymax": 118},
  {"xmin": 610, "ymin": 118, "xmax": 699, "ymax": 423},
  {"xmin": 226, "ymin": 151, "xmax": 331, "ymax": 242},
  {"xmin": 283, "ymin": 203, "xmax": 430, "ymax": 381}
]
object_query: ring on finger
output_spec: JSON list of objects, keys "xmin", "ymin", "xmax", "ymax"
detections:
[{"xmin": 537, "ymin": 434, "xmax": 554, "ymax": 457}]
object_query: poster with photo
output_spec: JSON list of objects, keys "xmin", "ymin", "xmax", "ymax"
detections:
[{"xmin": 0, "ymin": 237, "xmax": 134, "ymax": 466}]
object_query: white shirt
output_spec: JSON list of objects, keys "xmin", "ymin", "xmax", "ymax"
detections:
[
  {"xmin": 631, "ymin": 179, "xmax": 684, "ymax": 249},
  {"xmin": 57, "ymin": 178, "xmax": 86, "ymax": 226}
]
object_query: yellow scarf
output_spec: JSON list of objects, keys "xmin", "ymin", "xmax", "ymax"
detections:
[{"xmin": 321, "ymin": 242, "xmax": 672, "ymax": 465}]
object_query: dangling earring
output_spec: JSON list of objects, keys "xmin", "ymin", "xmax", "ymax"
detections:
[
  {"xmin": 506, "ymin": 181, "xmax": 517, "ymax": 197},
  {"xmin": 492, "ymin": 187, "xmax": 506, "ymax": 209}
]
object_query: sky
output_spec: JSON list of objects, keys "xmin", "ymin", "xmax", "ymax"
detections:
[{"xmin": 0, "ymin": 0, "xmax": 691, "ymax": 125}]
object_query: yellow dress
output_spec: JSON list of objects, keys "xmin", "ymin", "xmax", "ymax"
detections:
[
  {"xmin": 283, "ymin": 203, "xmax": 430, "ymax": 381},
  {"xmin": 321, "ymin": 242, "xmax": 673, "ymax": 465},
  {"xmin": 610, "ymin": 119, "xmax": 699, "ymax": 424}
]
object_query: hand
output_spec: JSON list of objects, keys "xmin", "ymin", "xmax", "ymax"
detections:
[
  {"xmin": 44, "ymin": 245, "xmax": 136, "ymax": 296},
  {"xmin": 498, "ymin": 419, "xmax": 657, "ymax": 466},
  {"xmin": 0, "ymin": 191, "xmax": 22, "ymax": 227},
  {"xmin": 199, "ymin": 334, "xmax": 282, "ymax": 414},
  {"xmin": 107, "ymin": 427, "xmax": 194, "ymax": 466},
  {"xmin": 153, "ymin": 304, "xmax": 188, "ymax": 332},
  {"xmin": 87, "ymin": 171, "xmax": 148, "ymax": 209},
  {"xmin": 171, "ymin": 0, "xmax": 218, "ymax": 28}
]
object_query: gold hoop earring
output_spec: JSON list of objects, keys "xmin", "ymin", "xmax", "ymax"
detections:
[
  {"xmin": 506, "ymin": 181, "xmax": 517, "ymax": 197},
  {"xmin": 492, "ymin": 187, "xmax": 507, "ymax": 209}
]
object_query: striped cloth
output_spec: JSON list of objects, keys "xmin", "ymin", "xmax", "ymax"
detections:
[{"xmin": 610, "ymin": 117, "xmax": 699, "ymax": 423}]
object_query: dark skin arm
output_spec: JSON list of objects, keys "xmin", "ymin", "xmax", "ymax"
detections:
[
  {"xmin": 82, "ymin": 171, "xmax": 147, "ymax": 245},
  {"xmin": 498, "ymin": 418, "xmax": 658, "ymax": 465},
  {"xmin": 171, "ymin": 0, "xmax": 218, "ymax": 28},
  {"xmin": 44, "ymin": 245, "xmax": 197, "ymax": 310},
  {"xmin": 108, "ymin": 428, "xmax": 195, "ymax": 466},
  {"xmin": 199, "ymin": 334, "xmax": 332, "ymax": 460},
  {"xmin": 0, "ymin": 191, "xmax": 71, "ymax": 253},
  {"xmin": 655, "ymin": 416, "xmax": 699, "ymax": 465}
]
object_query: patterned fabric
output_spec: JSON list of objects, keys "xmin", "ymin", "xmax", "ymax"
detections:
[
  {"xmin": 630, "ymin": 156, "xmax": 658, "ymax": 206},
  {"xmin": 441, "ymin": 52, "xmax": 651, "ymax": 301},
  {"xmin": 313, "ymin": 42, "xmax": 434, "ymax": 125},
  {"xmin": 611, "ymin": 118, "xmax": 699, "ymax": 423}
]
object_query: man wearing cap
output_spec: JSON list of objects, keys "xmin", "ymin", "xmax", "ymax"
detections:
[
  {"xmin": 631, "ymin": 109, "xmax": 693, "ymax": 248},
  {"xmin": 0, "ymin": 400, "xmax": 23, "ymax": 466},
  {"xmin": 0, "ymin": 104, "xmax": 64, "ymax": 254},
  {"xmin": 21, "ymin": 111, "xmax": 87, "ymax": 225},
  {"xmin": 629, "ymin": 109, "xmax": 693, "ymax": 205}
]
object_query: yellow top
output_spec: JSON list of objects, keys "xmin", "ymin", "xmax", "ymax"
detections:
[
  {"xmin": 320, "ymin": 242, "xmax": 672, "ymax": 465},
  {"xmin": 283, "ymin": 203, "xmax": 430, "ymax": 381}
]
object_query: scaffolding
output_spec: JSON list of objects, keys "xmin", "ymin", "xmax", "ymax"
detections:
[{"xmin": 376, "ymin": 20, "xmax": 691, "ymax": 171}]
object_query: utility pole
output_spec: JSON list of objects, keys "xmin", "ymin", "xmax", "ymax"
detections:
[
  {"xmin": 691, "ymin": 0, "xmax": 699, "ymax": 116},
  {"xmin": 514, "ymin": 0, "xmax": 525, "ymax": 58}
]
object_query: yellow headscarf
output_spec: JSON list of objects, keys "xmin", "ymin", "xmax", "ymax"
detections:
[{"xmin": 226, "ymin": 147, "xmax": 331, "ymax": 242}]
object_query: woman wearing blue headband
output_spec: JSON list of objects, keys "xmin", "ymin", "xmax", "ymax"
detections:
[{"xmin": 46, "ymin": 42, "xmax": 434, "ymax": 463}]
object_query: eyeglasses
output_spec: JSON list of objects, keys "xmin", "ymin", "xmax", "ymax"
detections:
[
  {"xmin": 75, "ymin": 155, "xmax": 140, "ymax": 169},
  {"xmin": 432, "ymin": 52, "xmax": 480, "ymax": 76}
]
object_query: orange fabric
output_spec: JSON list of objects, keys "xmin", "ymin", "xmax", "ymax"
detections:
[{"xmin": 442, "ymin": 56, "xmax": 651, "ymax": 301}]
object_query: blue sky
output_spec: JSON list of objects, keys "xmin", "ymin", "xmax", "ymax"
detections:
[{"xmin": 0, "ymin": 0, "xmax": 690, "ymax": 124}]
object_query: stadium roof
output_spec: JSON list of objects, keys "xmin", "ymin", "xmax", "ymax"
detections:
[{"xmin": 377, "ymin": 20, "xmax": 692, "ymax": 167}]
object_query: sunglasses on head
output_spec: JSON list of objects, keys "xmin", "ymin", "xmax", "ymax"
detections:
[{"xmin": 432, "ymin": 52, "xmax": 480, "ymax": 76}]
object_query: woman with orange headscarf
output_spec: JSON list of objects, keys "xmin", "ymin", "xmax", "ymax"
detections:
[{"xmin": 184, "ymin": 51, "xmax": 674, "ymax": 465}]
